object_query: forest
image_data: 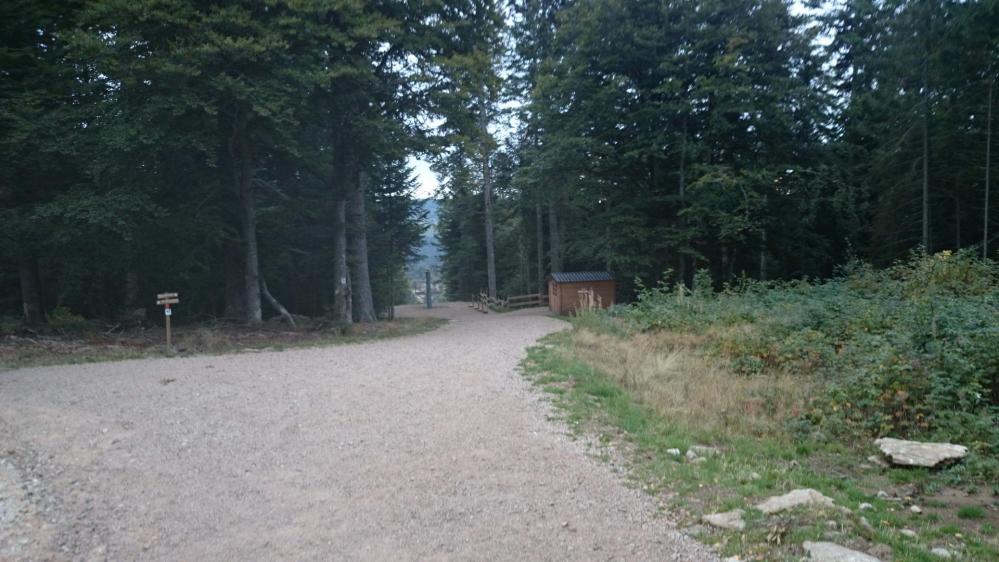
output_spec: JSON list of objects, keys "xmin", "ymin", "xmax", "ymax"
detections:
[{"xmin": 1, "ymin": 0, "xmax": 998, "ymax": 323}]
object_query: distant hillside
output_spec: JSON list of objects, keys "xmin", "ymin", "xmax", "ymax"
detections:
[{"xmin": 408, "ymin": 198, "xmax": 440, "ymax": 279}]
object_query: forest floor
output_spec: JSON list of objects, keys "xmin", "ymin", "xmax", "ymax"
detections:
[
  {"xmin": 0, "ymin": 303, "xmax": 715, "ymax": 561},
  {"xmin": 0, "ymin": 315, "xmax": 445, "ymax": 371},
  {"xmin": 523, "ymin": 317, "xmax": 999, "ymax": 562}
]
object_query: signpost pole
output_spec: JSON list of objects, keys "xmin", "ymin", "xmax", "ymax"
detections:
[
  {"xmin": 425, "ymin": 270, "xmax": 432, "ymax": 309},
  {"xmin": 156, "ymin": 292, "xmax": 179, "ymax": 354},
  {"xmin": 165, "ymin": 304, "xmax": 172, "ymax": 352}
]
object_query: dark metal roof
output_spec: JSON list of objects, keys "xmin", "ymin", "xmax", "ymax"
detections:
[{"xmin": 549, "ymin": 271, "xmax": 614, "ymax": 283}]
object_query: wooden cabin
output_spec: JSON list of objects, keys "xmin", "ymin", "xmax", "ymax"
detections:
[{"xmin": 547, "ymin": 271, "xmax": 616, "ymax": 315}]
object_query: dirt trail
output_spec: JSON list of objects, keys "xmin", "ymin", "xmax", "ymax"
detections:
[{"xmin": 0, "ymin": 304, "xmax": 715, "ymax": 561}]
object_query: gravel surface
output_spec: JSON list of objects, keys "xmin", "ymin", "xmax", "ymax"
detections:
[{"xmin": 0, "ymin": 303, "xmax": 717, "ymax": 561}]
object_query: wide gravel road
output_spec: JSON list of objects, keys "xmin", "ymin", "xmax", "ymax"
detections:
[{"xmin": 0, "ymin": 304, "xmax": 715, "ymax": 561}]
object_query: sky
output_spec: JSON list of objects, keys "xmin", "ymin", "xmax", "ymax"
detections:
[{"xmin": 408, "ymin": 156, "xmax": 439, "ymax": 199}]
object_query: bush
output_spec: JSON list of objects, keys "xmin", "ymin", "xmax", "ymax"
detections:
[{"xmin": 621, "ymin": 250, "xmax": 999, "ymax": 477}]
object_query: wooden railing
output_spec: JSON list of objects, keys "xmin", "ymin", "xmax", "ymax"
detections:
[{"xmin": 471, "ymin": 291, "xmax": 549, "ymax": 313}]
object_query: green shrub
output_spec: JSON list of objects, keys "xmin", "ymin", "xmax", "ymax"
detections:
[
  {"xmin": 621, "ymin": 250, "xmax": 999, "ymax": 478},
  {"xmin": 48, "ymin": 306, "xmax": 88, "ymax": 331}
]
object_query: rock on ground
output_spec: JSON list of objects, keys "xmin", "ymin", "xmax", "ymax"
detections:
[
  {"xmin": 873, "ymin": 438, "xmax": 967, "ymax": 468},
  {"xmin": 756, "ymin": 488, "xmax": 836, "ymax": 515},
  {"xmin": 703, "ymin": 509, "xmax": 745, "ymax": 531},
  {"xmin": 0, "ymin": 304, "xmax": 716, "ymax": 562},
  {"xmin": 803, "ymin": 541, "xmax": 882, "ymax": 562}
]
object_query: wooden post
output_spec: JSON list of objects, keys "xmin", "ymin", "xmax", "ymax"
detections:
[
  {"xmin": 156, "ymin": 292, "xmax": 179, "ymax": 353},
  {"xmin": 425, "ymin": 270, "xmax": 432, "ymax": 309}
]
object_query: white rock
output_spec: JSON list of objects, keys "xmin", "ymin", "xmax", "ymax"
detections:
[
  {"xmin": 900, "ymin": 529, "xmax": 917, "ymax": 538},
  {"xmin": 756, "ymin": 488, "xmax": 836, "ymax": 515},
  {"xmin": 689, "ymin": 445, "xmax": 721, "ymax": 457},
  {"xmin": 866, "ymin": 454, "xmax": 889, "ymax": 468},
  {"xmin": 685, "ymin": 450, "xmax": 698, "ymax": 461},
  {"xmin": 874, "ymin": 438, "xmax": 968, "ymax": 468},
  {"xmin": 666, "ymin": 448, "xmax": 681, "ymax": 456},
  {"xmin": 930, "ymin": 547, "xmax": 953, "ymax": 559},
  {"xmin": 803, "ymin": 541, "xmax": 882, "ymax": 562},
  {"xmin": 703, "ymin": 509, "xmax": 745, "ymax": 531},
  {"xmin": 748, "ymin": 472, "xmax": 762, "ymax": 480},
  {"xmin": 859, "ymin": 502, "xmax": 873, "ymax": 511},
  {"xmin": 910, "ymin": 505, "xmax": 922, "ymax": 514}
]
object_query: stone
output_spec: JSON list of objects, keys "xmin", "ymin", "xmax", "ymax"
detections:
[
  {"xmin": 756, "ymin": 488, "xmax": 836, "ymax": 515},
  {"xmin": 685, "ymin": 450, "xmax": 698, "ymax": 461},
  {"xmin": 869, "ymin": 544, "xmax": 893, "ymax": 560},
  {"xmin": 689, "ymin": 445, "xmax": 721, "ymax": 457},
  {"xmin": 666, "ymin": 448, "xmax": 682, "ymax": 457},
  {"xmin": 866, "ymin": 455, "xmax": 889, "ymax": 468},
  {"xmin": 703, "ymin": 509, "xmax": 745, "ymax": 531},
  {"xmin": 910, "ymin": 505, "xmax": 922, "ymax": 514},
  {"xmin": 748, "ymin": 472, "xmax": 762, "ymax": 481},
  {"xmin": 859, "ymin": 502, "xmax": 873, "ymax": 511},
  {"xmin": 900, "ymin": 529, "xmax": 917, "ymax": 538},
  {"xmin": 803, "ymin": 541, "xmax": 882, "ymax": 562},
  {"xmin": 930, "ymin": 547, "xmax": 953, "ymax": 559},
  {"xmin": 874, "ymin": 438, "xmax": 968, "ymax": 468}
]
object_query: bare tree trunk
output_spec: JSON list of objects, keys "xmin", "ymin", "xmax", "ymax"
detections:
[
  {"xmin": 231, "ymin": 130, "xmax": 262, "ymax": 325},
  {"xmin": 535, "ymin": 200, "xmax": 545, "ymax": 293},
  {"xmin": 986, "ymin": 76, "xmax": 993, "ymax": 258},
  {"xmin": 481, "ymin": 110, "xmax": 497, "ymax": 299},
  {"xmin": 349, "ymin": 172, "xmax": 376, "ymax": 323},
  {"xmin": 223, "ymin": 247, "xmax": 246, "ymax": 320},
  {"xmin": 548, "ymin": 201, "xmax": 562, "ymax": 272},
  {"xmin": 18, "ymin": 254, "xmax": 44, "ymax": 325},
  {"xmin": 921, "ymin": 25, "xmax": 931, "ymax": 252},
  {"xmin": 332, "ymin": 197, "xmax": 352, "ymax": 323},
  {"xmin": 677, "ymin": 113, "xmax": 688, "ymax": 285},
  {"xmin": 261, "ymin": 279, "xmax": 296, "ymax": 328},
  {"xmin": 759, "ymin": 228, "xmax": 767, "ymax": 280},
  {"xmin": 954, "ymin": 194, "xmax": 961, "ymax": 249}
]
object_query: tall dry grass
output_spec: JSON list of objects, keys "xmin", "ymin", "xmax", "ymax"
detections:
[{"xmin": 564, "ymin": 328, "xmax": 809, "ymax": 438}]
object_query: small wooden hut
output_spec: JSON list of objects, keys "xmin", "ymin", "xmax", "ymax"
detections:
[{"xmin": 547, "ymin": 271, "xmax": 616, "ymax": 315}]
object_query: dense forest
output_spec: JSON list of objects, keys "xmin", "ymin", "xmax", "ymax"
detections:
[
  {"xmin": 1, "ymin": 0, "xmax": 500, "ymax": 324},
  {"xmin": 439, "ymin": 0, "xmax": 999, "ymax": 300},
  {"xmin": 2, "ymin": 0, "xmax": 998, "ymax": 322}
]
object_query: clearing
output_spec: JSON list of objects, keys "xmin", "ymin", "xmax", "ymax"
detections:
[{"xmin": 0, "ymin": 303, "xmax": 714, "ymax": 561}]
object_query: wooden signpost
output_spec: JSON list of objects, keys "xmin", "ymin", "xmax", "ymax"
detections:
[{"xmin": 156, "ymin": 292, "xmax": 179, "ymax": 351}]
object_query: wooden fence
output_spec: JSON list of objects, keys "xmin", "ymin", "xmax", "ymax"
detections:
[{"xmin": 471, "ymin": 291, "xmax": 549, "ymax": 313}]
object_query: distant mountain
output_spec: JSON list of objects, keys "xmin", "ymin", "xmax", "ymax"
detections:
[{"xmin": 408, "ymin": 198, "xmax": 440, "ymax": 279}]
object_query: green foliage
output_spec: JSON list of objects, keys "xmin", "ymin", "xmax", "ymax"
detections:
[{"xmin": 624, "ymin": 250, "xmax": 999, "ymax": 477}]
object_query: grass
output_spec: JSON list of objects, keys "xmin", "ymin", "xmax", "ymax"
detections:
[
  {"xmin": 521, "ymin": 313, "xmax": 999, "ymax": 561},
  {"xmin": 958, "ymin": 507, "xmax": 986, "ymax": 520},
  {"xmin": 0, "ymin": 316, "xmax": 447, "ymax": 371}
]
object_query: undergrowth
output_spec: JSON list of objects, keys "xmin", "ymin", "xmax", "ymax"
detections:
[{"xmin": 522, "ymin": 250, "xmax": 999, "ymax": 561}]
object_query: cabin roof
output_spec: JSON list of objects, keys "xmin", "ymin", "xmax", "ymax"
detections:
[{"xmin": 549, "ymin": 271, "xmax": 614, "ymax": 283}]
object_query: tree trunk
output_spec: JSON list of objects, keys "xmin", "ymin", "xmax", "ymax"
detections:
[
  {"xmin": 223, "ymin": 247, "xmax": 246, "ymax": 320},
  {"xmin": 18, "ymin": 254, "xmax": 44, "ymax": 325},
  {"xmin": 332, "ymin": 197, "xmax": 352, "ymax": 323},
  {"xmin": 548, "ymin": 201, "xmax": 562, "ymax": 272},
  {"xmin": 759, "ymin": 228, "xmax": 767, "ymax": 280},
  {"xmin": 535, "ymin": 200, "xmax": 545, "ymax": 293},
  {"xmin": 986, "ymin": 76, "xmax": 993, "ymax": 258},
  {"xmin": 261, "ymin": 278, "xmax": 296, "ymax": 328},
  {"xmin": 921, "ymin": 24, "xmax": 931, "ymax": 252},
  {"xmin": 349, "ymin": 172, "xmax": 376, "ymax": 323},
  {"xmin": 232, "ymin": 132, "xmax": 262, "ymax": 325},
  {"xmin": 482, "ymin": 112, "xmax": 497, "ymax": 299},
  {"xmin": 677, "ymin": 113, "xmax": 688, "ymax": 285}
]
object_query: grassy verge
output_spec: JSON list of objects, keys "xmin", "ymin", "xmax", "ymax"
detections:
[
  {"xmin": 0, "ymin": 316, "xmax": 447, "ymax": 371},
  {"xmin": 522, "ymin": 314, "xmax": 999, "ymax": 561}
]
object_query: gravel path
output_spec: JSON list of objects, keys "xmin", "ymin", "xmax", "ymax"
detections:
[{"xmin": 0, "ymin": 304, "xmax": 716, "ymax": 561}]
